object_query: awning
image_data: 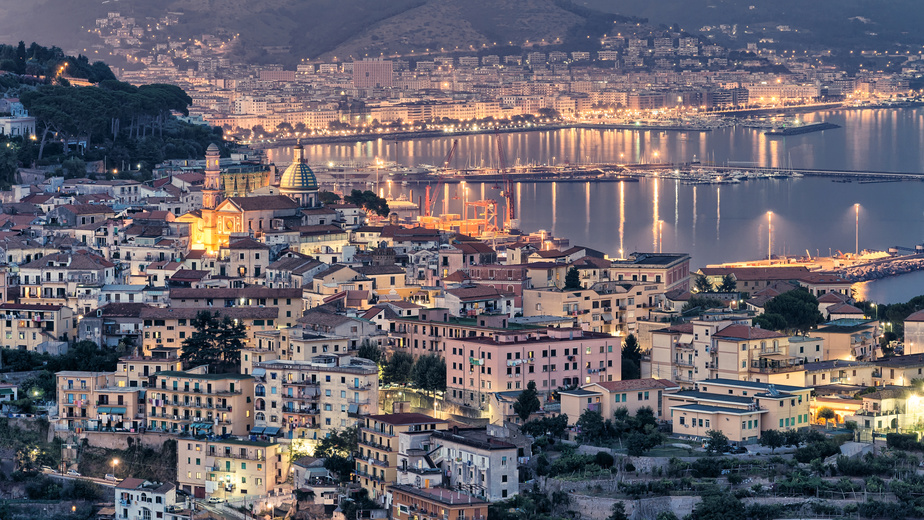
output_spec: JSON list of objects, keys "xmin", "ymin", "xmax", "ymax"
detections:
[
  {"xmin": 252, "ymin": 368, "xmax": 266, "ymax": 377},
  {"xmin": 97, "ymin": 407, "xmax": 111, "ymax": 414},
  {"xmin": 348, "ymin": 404, "xmax": 358, "ymax": 414},
  {"xmin": 250, "ymin": 427, "xmax": 266, "ymax": 435},
  {"xmin": 601, "ymin": 313, "xmax": 613, "ymax": 322},
  {"xmin": 679, "ymin": 334, "xmax": 694, "ymax": 344},
  {"xmin": 192, "ymin": 423, "xmax": 213, "ymax": 430},
  {"xmin": 109, "ymin": 407, "xmax": 127, "ymax": 414},
  {"xmin": 0, "ymin": 388, "xmax": 14, "ymax": 395},
  {"xmin": 263, "ymin": 427, "xmax": 281, "ymax": 436}
]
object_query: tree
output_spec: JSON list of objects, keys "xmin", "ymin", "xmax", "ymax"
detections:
[
  {"xmin": 513, "ymin": 381, "xmax": 541, "ymax": 422},
  {"xmin": 179, "ymin": 311, "xmax": 244, "ymax": 372},
  {"xmin": 343, "ymin": 189, "xmax": 390, "ymax": 217},
  {"xmin": 381, "ymin": 351, "xmax": 414, "ymax": 386},
  {"xmin": 692, "ymin": 491, "xmax": 745, "ymax": 520},
  {"xmin": 759, "ymin": 429, "xmax": 784, "ymax": 453},
  {"xmin": 411, "ymin": 354, "xmax": 446, "ymax": 394},
  {"xmin": 763, "ymin": 289, "xmax": 823, "ymax": 333},
  {"xmin": 682, "ymin": 296, "xmax": 726, "ymax": 314},
  {"xmin": 521, "ymin": 414, "xmax": 568, "ymax": 440},
  {"xmin": 607, "ymin": 502, "xmax": 629, "ymax": 520},
  {"xmin": 357, "ymin": 341, "xmax": 383, "ymax": 364},
  {"xmin": 621, "ymin": 334, "xmax": 641, "ymax": 380},
  {"xmin": 576, "ymin": 409, "xmax": 612, "ymax": 444},
  {"xmin": 753, "ymin": 312, "xmax": 787, "ymax": 331},
  {"xmin": 718, "ymin": 274, "xmax": 737, "ymax": 292},
  {"xmin": 704, "ymin": 429, "xmax": 730, "ymax": 454},
  {"xmin": 319, "ymin": 191, "xmax": 341, "ymax": 205},
  {"xmin": 817, "ymin": 407, "xmax": 837, "ymax": 428},
  {"xmin": 626, "ymin": 430, "xmax": 662, "ymax": 456},
  {"xmin": 563, "ymin": 267, "xmax": 581, "ymax": 289},
  {"xmin": 693, "ymin": 275, "xmax": 714, "ymax": 293}
]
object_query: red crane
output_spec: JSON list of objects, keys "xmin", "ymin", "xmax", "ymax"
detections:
[
  {"xmin": 424, "ymin": 139, "xmax": 459, "ymax": 218},
  {"xmin": 494, "ymin": 130, "xmax": 515, "ymax": 229}
]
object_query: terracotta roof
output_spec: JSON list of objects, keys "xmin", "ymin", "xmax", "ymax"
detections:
[
  {"xmin": 140, "ymin": 307, "xmax": 278, "ymax": 320},
  {"xmin": 226, "ymin": 195, "xmax": 299, "ymax": 211},
  {"xmin": 442, "ymin": 270, "xmax": 470, "ymax": 283},
  {"xmin": 818, "ymin": 292, "xmax": 850, "ymax": 304},
  {"xmin": 355, "ymin": 265, "xmax": 405, "ymax": 276},
  {"xmin": 827, "ymin": 303, "xmax": 864, "ymax": 315},
  {"xmin": 226, "ymin": 238, "xmax": 269, "ymax": 250},
  {"xmin": 55, "ymin": 204, "xmax": 115, "ymax": 215},
  {"xmin": 591, "ymin": 378, "xmax": 679, "ymax": 392},
  {"xmin": 168, "ymin": 269, "xmax": 210, "ymax": 281},
  {"xmin": 20, "ymin": 251, "xmax": 114, "ymax": 270},
  {"xmin": 170, "ymin": 287, "xmax": 302, "ymax": 299},
  {"xmin": 713, "ymin": 324, "xmax": 786, "ymax": 340},
  {"xmin": 98, "ymin": 303, "xmax": 152, "ymax": 317},
  {"xmin": 0, "ymin": 303, "xmax": 65, "ymax": 311},
  {"xmin": 445, "ymin": 285, "xmax": 506, "ymax": 301},
  {"xmin": 906, "ymin": 309, "xmax": 924, "ymax": 322},
  {"xmin": 653, "ymin": 322, "xmax": 695, "ymax": 334}
]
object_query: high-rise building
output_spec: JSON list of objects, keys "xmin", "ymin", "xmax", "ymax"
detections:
[{"xmin": 353, "ymin": 59, "xmax": 394, "ymax": 89}]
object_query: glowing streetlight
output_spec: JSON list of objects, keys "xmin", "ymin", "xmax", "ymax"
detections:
[{"xmin": 111, "ymin": 458, "xmax": 119, "ymax": 477}]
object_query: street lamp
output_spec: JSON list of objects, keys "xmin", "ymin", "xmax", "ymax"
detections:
[
  {"xmin": 855, "ymin": 203, "xmax": 860, "ymax": 255},
  {"xmin": 767, "ymin": 211, "xmax": 773, "ymax": 263},
  {"xmin": 111, "ymin": 458, "xmax": 119, "ymax": 477}
]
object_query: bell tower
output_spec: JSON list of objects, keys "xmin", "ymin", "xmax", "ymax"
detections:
[{"xmin": 203, "ymin": 143, "xmax": 222, "ymax": 209}]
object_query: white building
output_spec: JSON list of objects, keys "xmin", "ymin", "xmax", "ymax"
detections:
[{"xmin": 115, "ymin": 478, "xmax": 178, "ymax": 520}]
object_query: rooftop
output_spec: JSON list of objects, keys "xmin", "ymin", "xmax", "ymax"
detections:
[
  {"xmin": 671, "ymin": 403, "xmax": 766, "ymax": 415},
  {"xmin": 364, "ymin": 413, "xmax": 446, "ymax": 426}
]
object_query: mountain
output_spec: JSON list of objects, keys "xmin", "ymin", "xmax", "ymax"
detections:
[
  {"xmin": 0, "ymin": 0, "xmax": 630, "ymax": 66},
  {"xmin": 1, "ymin": 0, "xmax": 922, "ymax": 68},
  {"xmin": 578, "ymin": 0, "xmax": 924, "ymax": 49}
]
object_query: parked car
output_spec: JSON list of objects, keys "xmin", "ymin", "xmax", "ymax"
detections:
[
  {"xmin": 66, "ymin": 469, "xmax": 81, "ymax": 477},
  {"xmin": 40, "ymin": 465, "xmax": 54, "ymax": 473},
  {"xmin": 207, "ymin": 497, "xmax": 224, "ymax": 504},
  {"xmin": 729, "ymin": 446, "xmax": 748, "ymax": 454},
  {"xmin": 105, "ymin": 474, "xmax": 118, "ymax": 481}
]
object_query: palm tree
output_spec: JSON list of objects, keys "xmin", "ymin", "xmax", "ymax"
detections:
[{"xmin": 817, "ymin": 407, "xmax": 837, "ymax": 428}]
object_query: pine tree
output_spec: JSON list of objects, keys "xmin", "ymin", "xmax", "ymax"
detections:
[{"xmin": 513, "ymin": 381, "xmax": 541, "ymax": 422}]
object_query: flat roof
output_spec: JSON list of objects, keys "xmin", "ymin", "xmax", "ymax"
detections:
[
  {"xmin": 389, "ymin": 484, "xmax": 490, "ymax": 507},
  {"xmin": 698, "ymin": 378, "xmax": 809, "ymax": 393},
  {"xmin": 672, "ymin": 403, "xmax": 766, "ymax": 415},
  {"xmin": 157, "ymin": 371, "xmax": 254, "ymax": 381},
  {"xmin": 671, "ymin": 391, "xmax": 755, "ymax": 405}
]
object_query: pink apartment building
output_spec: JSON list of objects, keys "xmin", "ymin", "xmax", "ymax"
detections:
[{"xmin": 444, "ymin": 327, "xmax": 622, "ymax": 409}]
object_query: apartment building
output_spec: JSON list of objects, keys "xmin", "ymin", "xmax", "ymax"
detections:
[
  {"xmin": 147, "ymin": 368, "xmax": 255, "ymax": 436},
  {"xmin": 665, "ymin": 379, "xmax": 811, "ymax": 443},
  {"xmin": 431, "ymin": 427, "xmax": 520, "ymax": 501},
  {"xmin": 803, "ymin": 359, "xmax": 877, "ymax": 388},
  {"xmin": 168, "ymin": 287, "xmax": 303, "ymax": 329},
  {"xmin": 523, "ymin": 281, "xmax": 661, "ymax": 335},
  {"xmin": 560, "ymin": 378, "xmax": 680, "ymax": 423},
  {"xmin": 139, "ymin": 306, "xmax": 280, "ymax": 355},
  {"xmin": 0, "ymin": 303, "xmax": 76, "ymax": 352},
  {"xmin": 814, "ymin": 318, "xmax": 880, "ymax": 361},
  {"xmin": 251, "ymin": 355, "xmax": 378, "ymax": 449},
  {"xmin": 115, "ymin": 479, "xmax": 177, "ymax": 520},
  {"xmin": 388, "ymin": 308, "xmax": 538, "ymax": 358},
  {"xmin": 177, "ymin": 438, "xmax": 289, "ymax": 500},
  {"xmin": 113, "ymin": 349, "xmax": 183, "ymax": 388},
  {"xmin": 357, "ymin": 413, "xmax": 448, "ymax": 502},
  {"xmin": 389, "ymin": 485, "xmax": 489, "ymax": 520},
  {"xmin": 444, "ymin": 327, "xmax": 621, "ymax": 410},
  {"xmin": 56, "ymin": 371, "xmax": 143, "ymax": 432},
  {"xmin": 609, "ymin": 253, "xmax": 691, "ymax": 293},
  {"xmin": 19, "ymin": 251, "xmax": 118, "ymax": 311}
]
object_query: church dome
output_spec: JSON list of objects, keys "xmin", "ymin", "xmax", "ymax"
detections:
[
  {"xmin": 279, "ymin": 144, "xmax": 318, "ymax": 192},
  {"xmin": 207, "ymin": 143, "xmax": 220, "ymax": 153}
]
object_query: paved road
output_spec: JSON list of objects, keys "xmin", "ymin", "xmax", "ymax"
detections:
[{"xmin": 43, "ymin": 469, "xmax": 117, "ymax": 487}]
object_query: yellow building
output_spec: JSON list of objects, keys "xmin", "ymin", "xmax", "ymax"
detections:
[
  {"xmin": 147, "ymin": 367, "xmax": 255, "ymax": 436},
  {"xmin": 357, "ymin": 413, "xmax": 448, "ymax": 502},
  {"xmin": 177, "ymin": 437, "xmax": 289, "ymax": 501},
  {"xmin": 113, "ymin": 349, "xmax": 184, "ymax": 389},
  {"xmin": 666, "ymin": 379, "xmax": 811, "ymax": 443},
  {"xmin": 559, "ymin": 378, "xmax": 680, "ymax": 424},
  {"xmin": 139, "ymin": 306, "xmax": 280, "ymax": 355},
  {"xmin": 0, "ymin": 303, "xmax": 77, "ymax": 353}
]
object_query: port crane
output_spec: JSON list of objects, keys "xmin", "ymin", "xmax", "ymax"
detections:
[
  {"xmin": 494, "ymin": 129, "xmax": 516, "ymax": 230},
  {"xmin": 424, "ymin": 139, "xmax": 458, "ymax": 218}
]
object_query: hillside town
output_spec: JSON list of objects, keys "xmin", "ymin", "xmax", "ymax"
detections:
[{"xmin": 0, "ymin": 127, "xmax": 921, "ymax": 520}]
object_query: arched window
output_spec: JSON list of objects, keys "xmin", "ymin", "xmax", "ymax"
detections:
[{"xmin": 256, "ymin": 412, "xmax": 265, "ymax": 421}]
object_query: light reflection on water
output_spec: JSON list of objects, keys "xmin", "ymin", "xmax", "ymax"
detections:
[{"xmin": 265, "ymin": 108, "xmax": 924, "ymax": 303}]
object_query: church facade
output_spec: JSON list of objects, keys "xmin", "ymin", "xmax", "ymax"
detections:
[{"xmin": 180, "ymin": 143, "xmax": 320, "ymax": 254}]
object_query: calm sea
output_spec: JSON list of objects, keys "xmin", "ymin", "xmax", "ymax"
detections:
[{"xmin": 267, "ymin": 108, "xmax": 924, "ymax": 303}]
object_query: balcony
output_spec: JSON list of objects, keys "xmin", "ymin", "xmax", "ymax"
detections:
[
  {"xmin": 361, "ymin": 438, "xmax": 393, "ymax": 452},
  {"xmin": 210, "ymin": 465, "xmax": 236, "ymax": 473},
  {"xmin": 674, "ymin": 359, "xmax": 694, "ymax": 367}
]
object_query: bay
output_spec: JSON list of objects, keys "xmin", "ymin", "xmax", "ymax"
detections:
[{"xmin": 265, "ymin": 108, "xmax": 924, "ymax": 303}]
